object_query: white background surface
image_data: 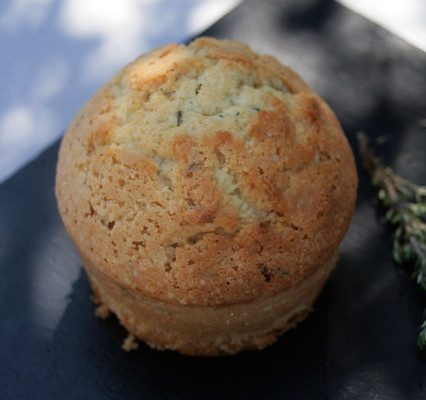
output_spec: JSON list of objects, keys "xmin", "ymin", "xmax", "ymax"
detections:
[{"xmin": 0, "ymin": 0, "xmax": 425, "ymax": 184}]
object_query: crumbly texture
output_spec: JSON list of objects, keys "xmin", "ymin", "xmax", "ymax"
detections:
[
  {"xmin": 85, "ymin": 250, "xmax": 338, "ymax": 355},
  {"xmin": 56, "ymin": 37, "xmax": 357, "ymax": 353},
  {"xmin": 122, "ymin": 335, "xmax": 139, "ymax": 352}
]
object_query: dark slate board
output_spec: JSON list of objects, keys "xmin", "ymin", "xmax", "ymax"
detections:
[{"xmin": 1, "ymin": 0, "xmax": 425, "ymax": 398}]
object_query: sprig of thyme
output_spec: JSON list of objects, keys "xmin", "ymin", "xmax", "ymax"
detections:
[{"xmin": 357, "ymin": 132, "xmax": 426, "ymax": 350}]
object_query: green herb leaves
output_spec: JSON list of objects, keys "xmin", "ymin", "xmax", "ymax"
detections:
[{"xmin": 358, "ymin": 133, "xmax": 426, "ymax": 350}]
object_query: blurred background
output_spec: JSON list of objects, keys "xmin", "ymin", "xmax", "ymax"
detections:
[{"xmin": 0, "ymin": 0, "xmax": 425, "ymax": 184}]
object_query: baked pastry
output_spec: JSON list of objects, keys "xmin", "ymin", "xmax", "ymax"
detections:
[{"xmin": 55, "ymin": 37, "xmax": 357, "ymax": 355}]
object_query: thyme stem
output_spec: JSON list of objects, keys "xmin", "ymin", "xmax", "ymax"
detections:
[{"xmin": 357, "ymin": 132, "xmax": 426, "ymax": 350}]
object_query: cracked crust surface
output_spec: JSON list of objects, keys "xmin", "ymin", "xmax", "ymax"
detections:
[{"xmin": 56, "ymin": 37, "xmax": 357, "ymax": 308}]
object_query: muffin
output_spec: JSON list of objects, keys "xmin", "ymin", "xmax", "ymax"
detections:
[{"xmin": 56, "ymin": 37, "xmax": 357, "ymax": 355}]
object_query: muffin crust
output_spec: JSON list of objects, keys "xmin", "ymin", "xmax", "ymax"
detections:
[{"xmin": 56, "ymin": 37, "xmax": 357, "ymax": 353}]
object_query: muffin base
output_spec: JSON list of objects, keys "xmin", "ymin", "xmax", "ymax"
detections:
[{"xmin": 82, "ymin": 253, "xmax": 338, "ymax": 356}]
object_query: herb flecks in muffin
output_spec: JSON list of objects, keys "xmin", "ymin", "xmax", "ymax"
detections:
[{"xmin": 176, "ymin": 110, "xmax": 183, "ymax": 126}]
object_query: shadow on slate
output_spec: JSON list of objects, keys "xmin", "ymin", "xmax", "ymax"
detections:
[{"xmin": 1, "ymin": 0, "xmax": 426, "ymax": 399}]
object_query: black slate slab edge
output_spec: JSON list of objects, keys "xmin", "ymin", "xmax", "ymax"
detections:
[{"xmin": 1, "ymin": 0, "xmax": 425, "ymax": 399}]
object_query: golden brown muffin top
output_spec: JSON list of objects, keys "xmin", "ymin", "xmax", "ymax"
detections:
[{"xmin": 56, "ymin": 37, "xmax": 357, "ymax": 306}]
